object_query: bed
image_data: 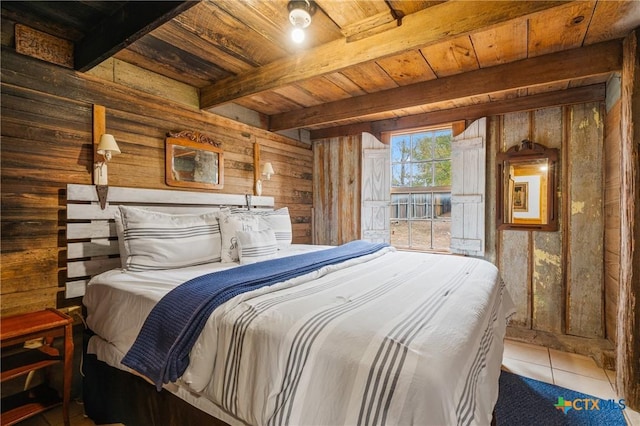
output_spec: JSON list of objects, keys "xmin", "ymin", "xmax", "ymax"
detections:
[{"xmin": 66, "ymin": 184, "xmax": 515, "ymax": 426}]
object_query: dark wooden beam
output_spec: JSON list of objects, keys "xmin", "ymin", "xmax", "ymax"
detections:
[
  {"xmin": 274, "ymin": 39, "xmax": 622, "ymax": 131},
  {"xmin": 200, "ymin": 1, "xmax": 567, "ymax": 109},
  {"xmin": 74, "ymin": 1, "xmax": 199, "ymax": 72},
  {"xmin": 310, "ymin": 84, "xmax": 606, "ymax": 139}
]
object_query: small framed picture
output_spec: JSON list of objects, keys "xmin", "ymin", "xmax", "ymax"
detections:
[{"xmin": 513, "ymin": 182, "xmax": 528, "ymax": 212}]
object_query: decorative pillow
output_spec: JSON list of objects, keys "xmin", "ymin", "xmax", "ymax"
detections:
[
  {"xmin": 252, "ymin": 207, "xmax": 293, "ymax": 249},
  {"xmin": 117, "ymin": 206, "xmax": 221, "ymax": 271},
  {"xmin": 218, "ymin": 210, "xmax": 261, "ymax": 262},
  {"xmin": 114, "ymin": 209, "xmax": 129, "ymax": 269},
  {"xmin": 236, "ymin": 229, "xmax": 278, "ymax": 264}
]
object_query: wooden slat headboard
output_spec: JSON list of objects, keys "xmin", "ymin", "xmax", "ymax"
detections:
[{"xmin": 65, "ymin": 184, "xmax": 274, "ymax": 298}]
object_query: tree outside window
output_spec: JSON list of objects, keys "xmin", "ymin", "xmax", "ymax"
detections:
[{"xmin": 390, "ymin": 127, "xmax": 452, "ymax": 251}]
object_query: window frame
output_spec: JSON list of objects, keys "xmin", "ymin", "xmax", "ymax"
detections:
[{"xmin": 389, "ymin": 125, "xmax": 453, "ymax": 252}]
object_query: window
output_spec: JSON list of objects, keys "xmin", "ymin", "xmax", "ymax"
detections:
[{"xmin": 390, "ymin": 127, "xmax": 452, "ymax": 251}]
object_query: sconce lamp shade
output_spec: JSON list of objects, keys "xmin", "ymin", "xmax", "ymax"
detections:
[
  {"xmin": 97, "ymin": 134, "xmax": 121, "ymax": 160},
  {"xmin": 262, "ymin": 162, "xmax": 275, "ymax": 180}
]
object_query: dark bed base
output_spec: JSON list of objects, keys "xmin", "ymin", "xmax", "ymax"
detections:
[
  {"xmin": 83, "ymin": 330, "xmax": 498, "ymax": 425},
  {"xmin": 82, "ymin": 330, "xmax": 229, "ymax": 426}
]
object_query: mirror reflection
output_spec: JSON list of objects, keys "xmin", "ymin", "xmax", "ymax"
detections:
[
  {"xmin": 505, "ymin": 158, "xmax": 549, "ymax": 225},
  {"xmin": 497, "ymin": 140, "xmax": 558, "ymax": 231},
  {"xmin": 171, "ymin": 145, "xmax": 220, "ymax": 185},
  {"xmin": 165, "ymin": 131, "xmax": 224, "ymax": 190}
]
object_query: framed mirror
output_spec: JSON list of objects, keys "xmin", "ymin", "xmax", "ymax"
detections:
[
  {"xmin": 165, "ymin": 130, "xmax": 223, "ymax": 190},
  {"xmin": 497, "ymin": 139, "xmax": 558, "ymax": 231}
]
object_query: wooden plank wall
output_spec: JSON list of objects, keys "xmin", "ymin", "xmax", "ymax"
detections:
[
  {"xmin": 313, "ymin": 108, "xmax": 610, "ymax": 348},
  {"xmin": 604, "ymin": 81, "xmax": 622, "ymax": 346},
  {"xmin": 496, "ymin": 104, "xmax": 605, "ymax": 340},
  {"xmin": 312, "ymin": 135, "xmax": 361, "ymax": 245},
  {"xmin": 1, "ymin": 47, "xmax": 312, "ymax": 316}
]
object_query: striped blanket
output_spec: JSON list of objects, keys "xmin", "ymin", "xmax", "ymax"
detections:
[
  {"xmin": 122, "ymin": 240, "xmax": 389, "ymax": 389},
  {"xmin": 86, "ymin": 247, "xmax": 513, "ymax": 425},
  {"xmin": 178, "ymin": 250, "xmax": 512, "ymax": 425}
]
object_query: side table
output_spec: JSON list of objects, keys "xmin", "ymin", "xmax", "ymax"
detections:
[{"xmin": 1, "ymin": 308, "xmax": 73, "ymax": 426}]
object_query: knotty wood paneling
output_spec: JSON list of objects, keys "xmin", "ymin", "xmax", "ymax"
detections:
[{"xmin": 0, "ymin": 47, "xmax": 312, "ymax": 316}]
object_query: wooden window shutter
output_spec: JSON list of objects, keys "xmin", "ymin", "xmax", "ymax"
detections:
[
  {"xmin": 361, "ymin": 133, "xmax": 391, "ymax": 243},
  {"xmin": 450, "ymin": 118, "xmax": 487, "ymax": 256}
]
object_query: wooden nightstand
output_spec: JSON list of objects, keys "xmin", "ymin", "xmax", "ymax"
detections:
[{"xmin": 1, "ymin": 308, "xmax": 73, "ymax": 426}]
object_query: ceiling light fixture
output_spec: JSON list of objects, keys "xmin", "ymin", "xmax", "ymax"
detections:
[{"xmin": 288, "ymin": 0, "xmax": 316, "ymax": 44}]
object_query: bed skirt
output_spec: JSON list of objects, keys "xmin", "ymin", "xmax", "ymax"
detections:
[{"xmin": 82, "ymin": 330, "xmax": 229, "ymax": 426}]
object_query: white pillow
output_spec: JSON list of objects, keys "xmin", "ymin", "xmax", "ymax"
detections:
[
  {"xmin": 218, "ymin": 210, "xmax": 261, "ymax": 262},
  {"xmin": 236, "ymin": 229, "xmax": 278, "ymax": 264},
  {"xmin": 252, "ymin": 207, "xmax": 293, "ymax": 249},
  {"xmin": 117, "ymin": 206, "xmax": 221, "ymax": 271}
]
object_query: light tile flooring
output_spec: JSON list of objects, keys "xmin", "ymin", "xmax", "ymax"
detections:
[
  {"xmin": 503, "ymin": 338, "xmax": 640, "ymax": 426},
  {"xmin": 16, "ymin": 339, "xmax": 640, "ymax": 425}
]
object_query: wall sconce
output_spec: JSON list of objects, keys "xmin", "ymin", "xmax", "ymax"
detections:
[
  {"xmin": 93, "ymin": 134, "xmax": 120, "ymax": 209},
  {"xmin": 262, "ymin": 162, "xmax": 275, "ymax": 180},
  {"xmin": 255, "ymin": 162, "xmax": 275, "ymax": 196}
]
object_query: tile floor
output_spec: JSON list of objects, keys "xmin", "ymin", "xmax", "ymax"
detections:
[
  {"xmin": 16, "ymin": 339, "xmax": 640, "ymax": 425},
  {"xmin": 503, "ymin": 338, "xmax": 640, "ymax": 426}
]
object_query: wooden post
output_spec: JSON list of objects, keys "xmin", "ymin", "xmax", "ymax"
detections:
[
  {"xmin": 253, "ymin": 140, "xmax": 261, "ymax": 196},
  {"xmin": 92, "ymin": 105, "xmax": 109, "ymax": 208},
  {"xmin": 93, "ymin": 105, "xmax": 106, "ymax": 164},
  {"xmin": 616, "ymin": 30, "xmax": 640, "ymax": 411}
]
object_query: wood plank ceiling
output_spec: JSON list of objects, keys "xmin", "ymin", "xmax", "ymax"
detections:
[{"xmin": 3, "ymin": 0, "xmax": 640, "ymax": 135}]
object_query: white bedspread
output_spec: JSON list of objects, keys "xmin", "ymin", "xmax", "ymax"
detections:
[{"xmin": 84, "ymin": 245, "xmax": 514, "ymax": 426}]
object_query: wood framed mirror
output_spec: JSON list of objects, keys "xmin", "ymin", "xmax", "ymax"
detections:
[
  {"xmin": 497, "ymin": 140, "xmax": 558, "ymax": 231},
  {"xmin": 165, "ymin": 130, "xmax": 223, "ymax": 190}
]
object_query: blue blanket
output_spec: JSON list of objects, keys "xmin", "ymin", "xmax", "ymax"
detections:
[{"xmin": 121, "ymin": 240, "xmax": 389, "ymax": 390}]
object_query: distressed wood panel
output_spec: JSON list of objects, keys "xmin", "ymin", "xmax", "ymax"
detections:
[
  {"xmin": 484, "ymin": 116, "xmax": 500, "ymax": 265},
  {"xmin": 450, "ymin": 119, "xmax": 486, "ymax": 256},
  {"xmin": 532, "ymin": 232, "xmax": 564, "ymax": 333},
  {"xmin": 361, "ymin": 134, "xmax": 390, "ymax": 243},
  {"xmin": 312, "ymin": 135, "xmax": 361, "ymax": 245},
  {"xmin": 531, "ymin": 107, "xmax": 564, "ymax": 334},
  {"xmin": 565, "ymin": 102, "xmax": 604, "ymax": 338},
  {"xmin": 604, "ymin": 96, "xmax": 622, "ymax": 344},
  {"xmin": 0, "ymin": 48, "xmax": 312, "ymax": 315},
  {"xmin": 340, "ymin": 137, "xmax": 361, "ymax": 243},
  {"xmin": 498, "ymin": 103, "xmax": 606, "ymax": 340},
  {"xmin": 499, "ymin": 230, "xmax": 531, "ymax": 328},
  {"xmin": 498, "ymin": 111, "xmax": 531, "ymax": 328},
  {"xmin": 14, "ymin": 23, "xmax": 73, "ymax": 67}
]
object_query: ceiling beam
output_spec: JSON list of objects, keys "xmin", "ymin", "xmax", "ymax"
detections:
[
  {"xmin": 200, "ymin": 0, "xmax": 567, "ymax": 109},
  {"xmin": 309, "ymin": 84, "xmax": 606, "ymax": 140},
  {"xmin": 75, "ymin": 1, "xmax": 199, "ymax": 72},
  {"xmin": 272, "ymin": 39, "xmax": 622, "ymax": 131}
]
